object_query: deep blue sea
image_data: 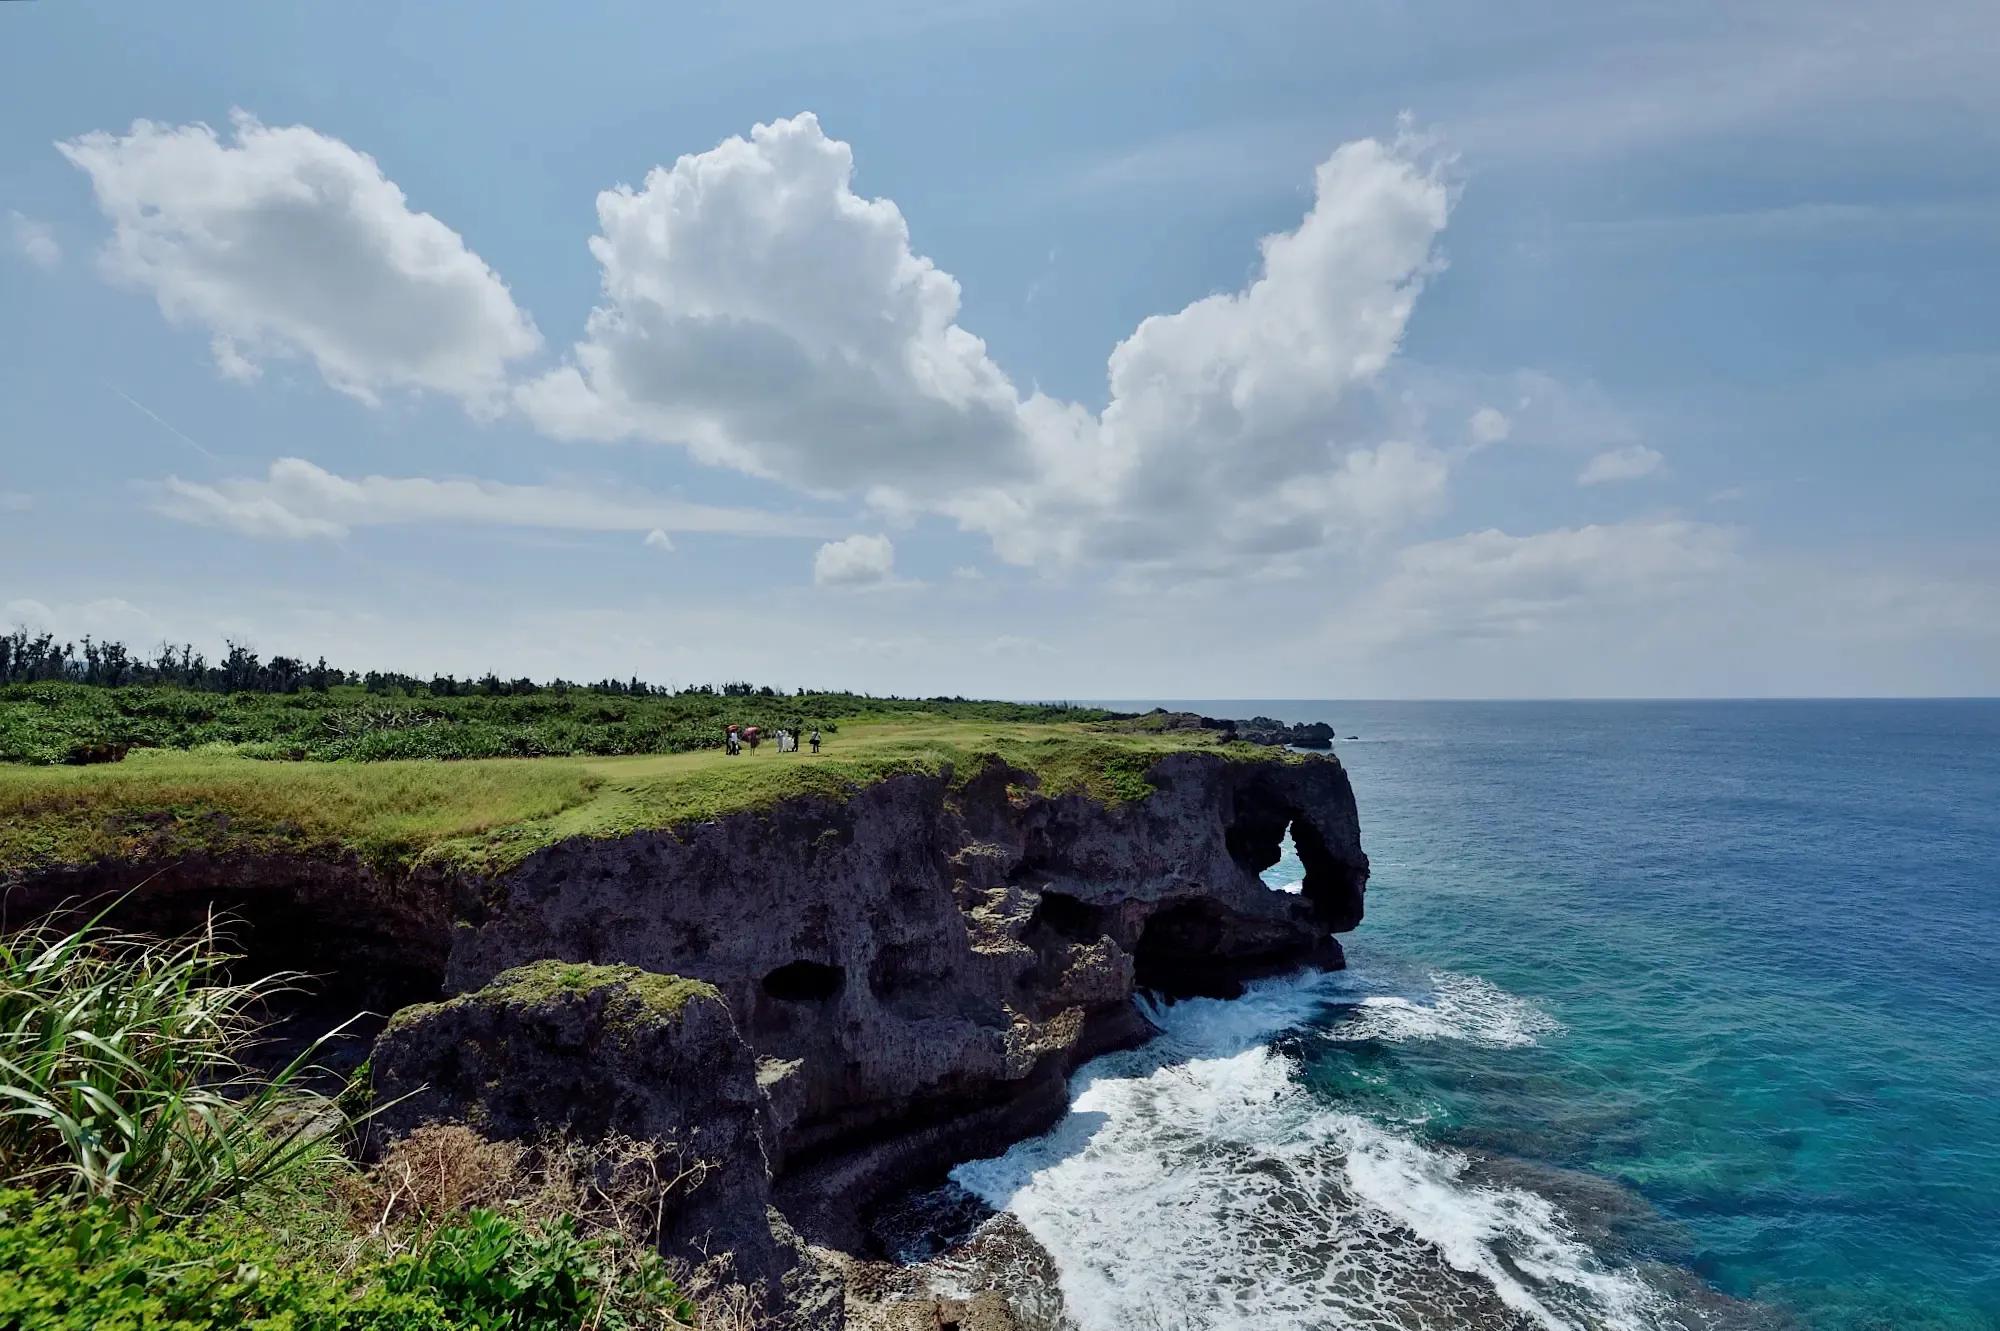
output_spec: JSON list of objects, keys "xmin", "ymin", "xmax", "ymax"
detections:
[{"xmin": 953, "ymin": 701, "xmax": 2000, "ymax": 1331}]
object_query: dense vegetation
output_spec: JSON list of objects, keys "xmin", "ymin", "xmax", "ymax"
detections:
[
  {"xmin": 0, "ymin": 679, "xmax": 1115, "ymax": 766},
  {"xmin": 0, "ymin": 916, "xmax": 738, "ymax": 1330}
]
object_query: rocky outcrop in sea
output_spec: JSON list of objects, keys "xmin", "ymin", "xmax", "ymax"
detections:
[{"xmin": 1130, "ymin": 706, "xmax": 1339, "ymax": 748}]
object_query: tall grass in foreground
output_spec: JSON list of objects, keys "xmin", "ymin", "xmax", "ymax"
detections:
[
  {"xmin": 0, "ymin": 918, "xmax": 740, "ymax": 1328},
  {"xmin": 0, "ymin": 911, "xmax": 352, "ymax": 1215}
]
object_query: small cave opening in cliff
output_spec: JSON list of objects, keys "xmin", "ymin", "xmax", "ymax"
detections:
[
  {"xmin": 29, "ymin": 881, "xmax": 454, "ymax": 1089},
  {"xmin": 1133, "ymin": 898, "xmax": 1250, "ymax": 1000},
  {"xmin": 102, "ymin": 892, "xmax": 443, "ymax": 1017},
  {"xmin": 1259, "ymin": 823, "xmax": 1305, "ymax": 894},
  {"xmin": 1025, "ymin": 890, "xmax": 1107, "ymax": 943},
  {"xmin": 762, "ymin": 960, "xmax": 846, "ymax": 1003}
]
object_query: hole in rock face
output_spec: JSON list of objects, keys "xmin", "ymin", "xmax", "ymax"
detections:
[
  {"xmin": 1132, "ymin": 898, "xmax": 1246, "ymax": 999},
  {"xmin": 1225, "ymin": 805, "xmax": 1291, "ymax": 878},
  {"xmin": 1225, "ymin": 785, "xmax": 1367, "ymax": 930},
  {"xmin": 1289, "ymin": 816, "xmax": 1364, "ymax": 932},
  {"xmin": 1025, "ymin": 890, "xmax": 1106, "ymax": 942},
  {"xmin": 762, "ymin": 960, "xmax": 846, "ymax": 1002},
  {"xmin": 1263, "ymin": 822, "xmax": 1304, "ymax": 893}
]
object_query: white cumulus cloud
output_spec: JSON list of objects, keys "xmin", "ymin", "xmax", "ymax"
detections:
[
  {"xmin": 1578, "ymin": 444, "xmax": 1664, "ymax": 486},
  {"xmin": 522, "ymin": 115, "xmax": 1455, "ymax": 576},
  {"xmin": 642, "ymin": 528, "xmax": 676, "ymax": 552},
  {"xmin": 988, "ymin": 134, "xmax": 1453, "ymax": 572},
  {"xmin": 813, "ymin": 533, "xmax": 895, "ymax": 587},
  {"xmin": 73, "ymin": 111, "xmax": 1467, "ymax": 580},
  {"xmin": 7, "ymin": 211, "xmax": 60, "ymax": 268},
  {"xmin": 59, "ymin": 111, "xmax": 540, "ymax": 412},
  {"xmin": 152, "ymin": 457, "xmax": 827, "ymax": 542},
  {"xmin": 516, "ymin": 113, "xmax": 1030, "ymax": 489}
]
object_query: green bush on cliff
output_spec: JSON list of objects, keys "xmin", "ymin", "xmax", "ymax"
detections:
[
  {"xmin": 0, "ymin": 1190, "xmax": 695, "ymax": 1331},
  {"xmin": 0, "ymin": 920, "xmax": 701, "ymax": 1330},
  {"xmin": 0, "ymin": 1189, "xmax": 440, "ymax": 1330}
]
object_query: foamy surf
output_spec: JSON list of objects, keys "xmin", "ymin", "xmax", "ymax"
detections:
[
  {"xmin": 1265, "ymin": 839, "xmax": 1563, "ymax": 1047},
  {"xmin": 1328, "ymin": 971, "xmax": 1567, "ymax": 1049},
  {"xmin": 952, "ymin": 971, "xmax": 1681, "ymax": 1331}
]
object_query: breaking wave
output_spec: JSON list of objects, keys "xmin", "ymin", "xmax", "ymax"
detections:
[
  {"xmin": 952, "ymin": 972, "xmax": 1689, "ymax": 1331},
  {"xmin": 1328, "ymin": 970, "xmax": 1566, "ymax": 1049}
]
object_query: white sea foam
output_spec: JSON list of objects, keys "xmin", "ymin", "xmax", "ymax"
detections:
[
  {"xmin": 1341, "ymin": 1119, "xmax": 1672, "ymax": 1331},
  {"xmin": 1330, "ymin": 971, "xmax": 1567, "ymax": 1049},
  {"xmin": 953, "ymin": 972, "xmax": 1671, "ymax": 1331}
]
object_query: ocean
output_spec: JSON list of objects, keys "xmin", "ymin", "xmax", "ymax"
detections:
[{"xmin": 950, "ymin": 700, "xmax": 2000, "ymax": 1330}]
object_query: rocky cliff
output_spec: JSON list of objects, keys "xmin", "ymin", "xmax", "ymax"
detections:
[{"xmin": 6, "ymin": 747, "xmax": 1368, "ymax": 1327}]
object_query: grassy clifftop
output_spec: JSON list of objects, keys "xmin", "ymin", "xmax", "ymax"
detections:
[
  {"xmin": 0, "ymin": 680, "xmax": 1118, "ymax": 765},
  {"xmin": 0, "ymin": 712, "xmax": 1269, "ymax": 880}
]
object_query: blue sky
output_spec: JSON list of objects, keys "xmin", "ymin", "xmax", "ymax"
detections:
[{"xmin": 2, "ymin": 0, "xmax": 1995, "ymax": 697}]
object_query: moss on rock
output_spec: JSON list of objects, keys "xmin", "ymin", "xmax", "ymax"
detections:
[{"xmin": 484, "ymin": 960, "xmax": 718, "ymax": 1017}]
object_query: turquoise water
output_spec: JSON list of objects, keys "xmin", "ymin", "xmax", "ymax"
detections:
[{"xmin": 959, "ymin": 701, "xmax": 2000, "ymax": 1330}]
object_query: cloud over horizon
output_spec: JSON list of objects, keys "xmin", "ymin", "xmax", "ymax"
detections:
[
  {"xmin": 7, "ymin": 210, "xmax": 60, "ymax": 268},
  {"xmin": 83, "ymin": 111, "xmax": 1476, "ymax": 587},
  {"xmin": 59, "ymin": 109, "xmax": 1993, "ymax": 689},
  {"xmin": 1354, "ymin": 519, "xmax": 1740, "ymax": 645}
]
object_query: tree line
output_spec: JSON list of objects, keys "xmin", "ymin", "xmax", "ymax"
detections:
[{"xmin": 0, "ymin": 630, "xmax": 800, "ymax": 700}]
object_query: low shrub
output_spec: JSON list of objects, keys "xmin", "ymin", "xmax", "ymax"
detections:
[
  {"xmin": 383, "ymin": 1206, "xmax": 696, "ymax": 1331},
  {"xmin": 0, "ymin": 1188, "xmax": 697, "ymax": 1331}
]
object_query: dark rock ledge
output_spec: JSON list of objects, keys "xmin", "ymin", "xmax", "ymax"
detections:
[
  {"xmin": 6, "ymin": 749, "xmax": 1367, "ymax": 1328},
  {"xmin": 1130, "ymin": 706, "xmax": 1339, "ymax": 748}
]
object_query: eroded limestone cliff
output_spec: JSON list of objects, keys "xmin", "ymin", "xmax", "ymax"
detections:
[
  {"xmin": 402, "ymin": 748, "xmax": 1364, "ymax": 1326},
  {"xmin": 6, "ymin": 748, "xmax": 1367, "ymax": 1328}
]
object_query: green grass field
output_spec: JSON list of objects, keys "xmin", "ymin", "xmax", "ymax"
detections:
[
  {"xmin": 0, "ymin": 680, "xmax": 1119, "ymax": 765},
  {"xmin": 0, "ymin": 714, "xmax": 1260, "ymax": 879}
]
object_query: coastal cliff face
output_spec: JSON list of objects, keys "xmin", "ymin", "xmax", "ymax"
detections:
[
  {"xmin": 6, "ymin": 748, "xmax": 1367, "ymax": 1327},
  {"xmin": 445, "ymin": 752, "xmax": 1365, "ymax": 1192},
  {"xmin": 428, "ymin": 749, "xmax": 1366, "ymax": 1323}
]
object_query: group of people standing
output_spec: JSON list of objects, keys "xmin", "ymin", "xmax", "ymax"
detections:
[
  {"xmin": 773, "ymin": 727, "xmax": 821, "ymax": 754},
  {"xmin": 724, "ymin": 723, "xmax": 821, "ymax": 756}
]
